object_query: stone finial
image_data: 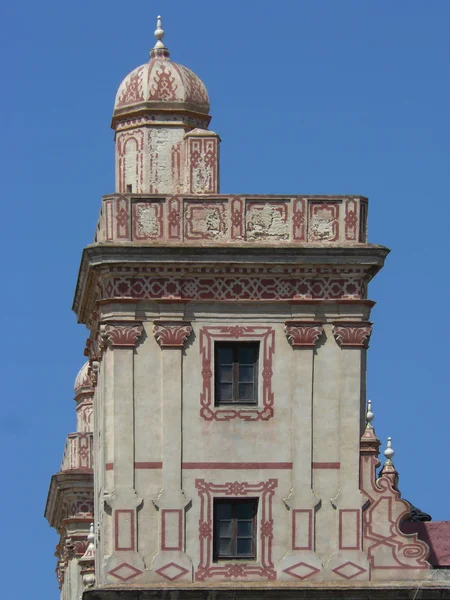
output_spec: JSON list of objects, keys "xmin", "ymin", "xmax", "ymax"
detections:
[
  {"xmin": 366, "ymin": 399, "xmax": 374, "ymax": 429},
  {"xmin": 154, "ymin": 15, "xmax": 166, "ymax": 48},
  {"xmin": 150, "ymin": 15, "xmax": 170, "ymax": 59},
  {"xmin": 360, "ymin": 399, "xmax": 381, "ymax": 454},
  {"xmin": 379, "ymin": 436, "xmax": 399, "ymax": 489},
  {"xmin": 384, "ymin": 436, "xmax": 395, "ymax": 464}
]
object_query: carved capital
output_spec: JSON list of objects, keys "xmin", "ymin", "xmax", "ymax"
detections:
[
  {"xmin": 154, "ymin": 321, "xmax": 192, "ymax": 348},
  {"xmin": 333, "ymin": 322, "xmax": 372, "ymax": 348},
  {"xmin": 101, "ymin": 323, "xmax": 143, "ymax": 348},
  {"xmin": 284, "ymin": 321, "xmax": 323, "ymax": 347}
]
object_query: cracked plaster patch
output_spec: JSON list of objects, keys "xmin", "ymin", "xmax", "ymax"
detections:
[{"xmin": 247, "ymin": 204, "xmax": 289, "ymax": 240}]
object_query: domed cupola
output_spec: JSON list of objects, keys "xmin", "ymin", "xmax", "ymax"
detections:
[
  {"xmin": 111, "ymin": 16, "xmax": 220, "ymax": 196},
  {"xmin": 112, "ymin": 17, "xmax": 210, "ymax": 127}
]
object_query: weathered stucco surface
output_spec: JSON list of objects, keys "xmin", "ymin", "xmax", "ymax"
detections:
[{"xmin": 46, "ymin": 17, "xmax": 450, "ymax": 600}]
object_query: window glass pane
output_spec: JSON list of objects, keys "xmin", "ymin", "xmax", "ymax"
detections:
[
  {"xmin": 216, "ymin": 503, "xmax": 232, "ymax": 519},
  {"xmin": 218, "ymin": 383, "xmax": 233, "ymax": 401},
  {"xmin": 237, "ymin": 521, "xmax": 253, "ymax": 537},
  {"xmin": 239, "ymin": 365, "xmax": 254, "ymax": 383},
  {"xmin": 218, "ymin": 538, "xmax": 232, "ymax": 555},
  {"xmin": 237, "ymin": 538, "xmax": 253, "ymax": 555},
  {"xmin": 218, "ymin": 365, "xmax": 233, "ymax": 383},
  {"xmin": 218, "ymin": 520, "xmax": 233, "ymax": 537},
  {"xmin": 238, "ymin": 345, "xmax": 257, "ymax": 364},
  {"xmin": 236, "ymin": 502, "xmax": 256, "ymax": 519},
  {"xmin": 238, "ymin": 383, "xmax": 254, "ymax": 401},
  {"xmin": 217, "ymin": 345, "xmax": 233, "ymax": 364}
]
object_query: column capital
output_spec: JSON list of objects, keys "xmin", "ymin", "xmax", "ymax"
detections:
[
  {"xmin": 284, "ymin": 321, "xmax": 323, "ymax": 347},
  {"xmin": 333, "ymin": 322, "xmax": 372, "ymax": 348},
  {"xmin": 154, "ymin": 321, "xmax": 192, "ymax": 348},
  {"xmin": 101, "ymin": 322, "xmax": 143, "ymax": 348}
]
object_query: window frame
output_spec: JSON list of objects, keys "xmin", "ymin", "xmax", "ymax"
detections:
[
  {"xmin": 213, "ymin": 498, "xmax": 258, "ymax": 561},
  {"xmin": 214, "ymin": 341, "xmax": 259, "ymax": 406}
]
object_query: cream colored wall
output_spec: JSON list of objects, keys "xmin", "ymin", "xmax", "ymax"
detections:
[{"xmin": 95, "ymin": 301, "xmax": 370, "ymax": 583}]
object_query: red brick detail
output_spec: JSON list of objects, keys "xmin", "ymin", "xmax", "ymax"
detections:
[
  {"xmin": 132, "ymin": 201, "xmax": 164, "ymax": 240},
  {"xmin": 188, "ymin": 137, "xmax": 218, "ymax": 194},
  {"xmin": 284, "ymin": 322, "xmax": 323, "ymax": 347},
  {"xmin": 117, "ymin": 130, "xmax": 144, "ymax": 194},
  {"xmin": 116, "ymin": 66, "xmax": 144, "ymax": 107},
  {"xmin": 153, "ymin": 321, "xmax": 192, "ymax": 348},
  {"xmin": 292, "ymin": 509, "xmax": 313, "ymax": 551},
  {"xmin": 312, "ymin": 462, "xmax": 340, "ymax": 469},
  {"xmin": 199, "ymin": 326, "xmax": 275, "ymax": 421},
  {"xmin": 167, "ymin": 196, "xmax": 182, "ymax": 240},
  {"xmin": 184, "ymin": 201, "xmax": 227, "ymax": 240},
  {"xmin": 359, "ymin": 200, "xmax": 368, "ymax": 243},
  {"xmin": 360, "ymin": 454, "xmax": 429, "ymax": 572},
  {"xmin": 102, "ymin": 323, "xmax": 143, "ymax": 348},
  {"xmin": 114, "ymin": 509, "xmax": 135, "ymax": 552},
  {"xmin": 101, "ymin": 266, "xmax": 367, "ymax": 302},
  {"xmin": 309, "ymin": 202, "xmax": 340, "ymax": 242},
  {"xmin": 344, "ymin": 198, "xmax": 358, "ymax": 241},
  {"xmin": 292, "ymin": 198, "xmax": 306, "ymax": 241},
  {"xmin": 155, "ymin": 562, "xmax": 189, "ymax": 582},
  {"xmin": 182, "ymin": 462, "xmax": 292, "ymax": 470},
  {"xmin": 104, "ymin": 199, "xmax": 113, "ymax": 241},
  {"xmin": 231, "ymin": 196, "xmax": 244, "ymax": 239},
  {"xmin": 339, "ymin": 509, "xmax": 361, "ymax": 550},
  {"xmin": 333, "ymin": 322, "xmax": 372, "ymax": 348},
  {"xmin": 161, "ymin": 509, "xmax": 183, "ymax": 551},
  {"xmin": 195, "ymin": 478, "xmax": 278, "ymax": 581}
]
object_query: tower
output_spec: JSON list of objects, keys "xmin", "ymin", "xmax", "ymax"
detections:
[{"xmin": 46, "ymin": 16, "xmax": 450, "ymax": 599}]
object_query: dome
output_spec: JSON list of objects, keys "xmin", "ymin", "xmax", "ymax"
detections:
[
  {"xmin": 74, "ymin": 361, "xmax": 93, "ymax": 396},
  {"xmin": 113, "ymin": 17, "xmax": 209, "ymax": 119}
]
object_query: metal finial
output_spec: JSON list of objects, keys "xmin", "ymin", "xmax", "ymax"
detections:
[
  {"xmin": 384, "ymin": 437, "xmax": 395, "ymax": 462},
  {"xmin": 154, "ymin": 15, "xmax": 166, "ymax": 49},
  {"xmin": 366, "ymin": 399, "xmax": 374, "ymax": 429}
]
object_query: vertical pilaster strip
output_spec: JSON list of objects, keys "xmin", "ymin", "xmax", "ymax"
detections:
[
  {"xmin": 278, "ymin": 322, "xmax": 323, "ymax": 581},
  {"xmin": 100, "ymin": 323, "xmax": 145, "ymax": 583},
  {"xmin": 327, "ymin": 322, "xmax": 372, "ymax": 581},
  {"xmin": 152, "ymin": 321, "xmax": 193, "ymax": 582}
]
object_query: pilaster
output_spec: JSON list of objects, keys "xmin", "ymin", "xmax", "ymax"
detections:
[
  {"xmin": 100, "ymin": 322, "xmax": 146, "ymax": 583},
  {"xmin": 278, "ymin": 322, "xmax": 323, "ymax": 582},
  {"xmin": 151, "ymin": 321, "xmax": 193, "ymax": 583},
  {"xmin": 325, "ymin": 323, "xmax": 372, "ymax": 581}
]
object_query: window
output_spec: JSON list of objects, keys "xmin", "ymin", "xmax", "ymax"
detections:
[
  {"xmin": 213, "ymin": 499, "xmax": 258, "ymax": 560},
  {"xmin": 215, "ymin": 342, "xmax": 259, "ymax": 405}
]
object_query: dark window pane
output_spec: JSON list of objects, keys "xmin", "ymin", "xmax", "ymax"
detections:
[
  {"xmin": 238, "ymin": 383, "xmax": 254, "ymax": 400},
  {"xmin": 238, "ymin": 345, "xmax": 257, "ymax": 364},
  {"xmin": 236, "ymin": 502, "xmax": 256, "ymax": 519},
  {"xmin": 218, "ymin": 520, "xmax": 233, "ymax": 537},
  {"xmin": 217, "ymin": 346, "xmax": 233, "ymax": 363},
  {"xmin": 237, "ymin": 521, "xmax": 253, "ymax": 536},
  {"xmin": 216, "ymin": 503, "xmax": 232, "ymax": 519},
  {"xmin": 237, "ymin": 538, "xmax": 253, "ymax": 555},
  {"xmin": 239, "ymin": 365, "xmax": 254, "ymax": 383},
  {"xmin": 218, "ymin": 365, "xmax": 233, "ymax": 383},
  {"xmin": 218, "ymin": 538, "xmax": 232, "ymax": 555},
  {"xmin": 218, "ymin": 383, "xmax": 233, "ymax": 401}
]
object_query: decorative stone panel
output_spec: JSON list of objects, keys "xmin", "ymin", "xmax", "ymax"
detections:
[{"xmin": 96, "ymin": 194, "xmax": 369, "ymax": 245}]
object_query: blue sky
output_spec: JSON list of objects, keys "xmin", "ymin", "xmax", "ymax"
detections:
[{"xmin": 1, "ymin": 0, "xmax": 449, "ymax": 597}]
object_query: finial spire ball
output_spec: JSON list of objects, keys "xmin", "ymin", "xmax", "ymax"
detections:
[
  {"xmin": 366, "ymin": 399, "xmax": 374, "ymax": 428},
  {"xmin": 154, "ymin": 15, "xmax": 166, "ymax": 49},
  {"xmin": 384, "ymin": 436, "xmax": 395, "ymax": 461}
]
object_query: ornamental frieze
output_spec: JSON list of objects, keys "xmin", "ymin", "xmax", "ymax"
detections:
[{"xmin": 100, "ymin": 267, "xmax": 367, "ymax": 302}]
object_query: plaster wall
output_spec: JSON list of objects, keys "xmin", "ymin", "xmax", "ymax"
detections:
[{"xmin": 95, "ymin": 302, "xmax": 368, "ymax": 584}]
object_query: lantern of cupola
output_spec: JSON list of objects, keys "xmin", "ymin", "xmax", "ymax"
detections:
[{"xmin": 112, "ymin": 16, "xmax": 220, "ymax": 195}]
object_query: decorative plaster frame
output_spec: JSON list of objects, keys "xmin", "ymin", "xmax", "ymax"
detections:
[
  {"xmin": 199, "ymin": 326, "xmax": 275, "ymax": 421},
  {"xmin": 195, "ymin": 478, "xmax": 278, "ymax": 581}
]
